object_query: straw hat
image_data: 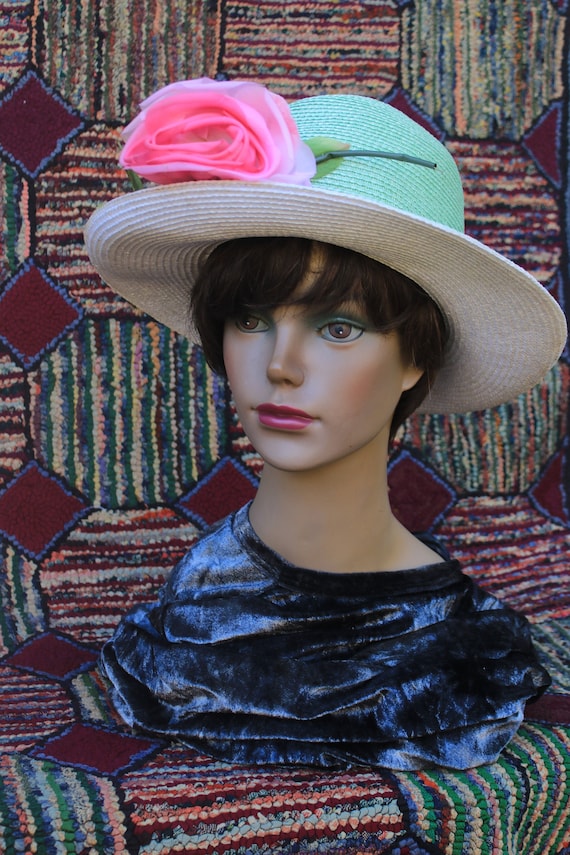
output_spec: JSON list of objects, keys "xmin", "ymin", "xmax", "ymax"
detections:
[{"xmin": 84, "ymin": 80, "xmax": 566, "ymax": 413}]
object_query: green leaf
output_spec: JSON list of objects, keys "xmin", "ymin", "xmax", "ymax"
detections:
[
  {"xmin": 126, "ymin": 169, "xmax": 144, "ymax": 191},
  {"xmin": 305, "ymin": 137, "xmax": 351, "ymax": 180},
  {"xmin": 305, "ymin": 136, "xmax": 350, "ymax": 157}
]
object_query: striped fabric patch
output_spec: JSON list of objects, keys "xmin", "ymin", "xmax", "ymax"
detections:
[
  {"xmin": 452, "ymin": 139, "xmax": 562, "ymax": 281},
  {"xmin": 31, "ymin": 0, "xmax": 222, "ymax": 120},
  {"xmin": 0, "ymin": 666, "xmax": 74, "ymax": 751},
  {"xmin": 436, "ymin": 494, "xmax": 570, "ymax": 620},
  {"xmin": 397, "ymin": 722, "xmax": 570, "ymax": 855},
  {"xmin": 400, "ymin": 0, "xmax": 564, "ymax": 138},
  {"xmin": 221, "ymin": 0, "xmax": 401, "ymax": 98},
  {"xmin": 0, "ymin": 546, "xmax": 46, "ymax": 655},
  {"xmin": 0, "ymin": 754, "xmax": 129, "ymax": 854},
  {"xmin": 39, "ymin": 507, "xmax": 200, "ymax": 645},
  {"xmin": 29, "ymin": 321, "xmax": 229, "ymax": 508},
  {"xmin": 0, "ymin": 354, "xmax": 27, "ymax": 490},
  {"xmin": 34, "ymin": 124, "xmax": 126, "ymax": 304},
  {"xmin": 0, "ymin": 1, "xmax": 28, "ymax": 93},
  {"xmin": 400, "ymin": 363, "xmax": 569, "ymax": 496},
  {"xmin": 1, "ymin": 162, "xmax": 32, "ymax": 278},
  {"xmin": 72, "ymin": 668, "xmax": 130, "ymax": 729},
  {"xmin": 529, "ymin": 619, "xmax": 570, "ymax": 692},
  {"xmin": 115, "ymin": 723, "xmax": 570, "ymax": 855},
  {"xmin": 122, "ymin": 749, "xmax": 408, "ymax": 852}
]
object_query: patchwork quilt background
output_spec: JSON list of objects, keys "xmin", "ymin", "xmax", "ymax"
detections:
[{"xmin": 0, "ymin": 1, "xmax": 568, "ymax": 852}]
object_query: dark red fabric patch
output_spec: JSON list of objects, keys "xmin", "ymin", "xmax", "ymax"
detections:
[
  {"xmin": 0, "ymin": 463, "xmax": 87, "ymax": 558},
  {"xmin": 389, "ymin": 452, "xmax": 455, "ymax": 532},
  {"xmin": 525, "ymin": 693, "xmax": 570, "ymax": 725},
  {"xmin": 523, "ymin": 102, "xmax": 561, "ymax": 187},
  {"xmin": 529, "ymin": 450, "xmax": 567, "ymax": 525},
  {"xmin": 0, "ymin": 263, "xmax": 80, "ymax": 364},
  {"xmin": 7, "ymin": 633, "xmax": 97, "ymax": 679},
  {"xmin": 0, "ymin": 71, "xmax": 83, "ymax": 176},
  {"xmin": 179, "ymin": 457, "xmax": 258, "ymax": 527},
  {"xmin": 34, "ymin": 723, "xmax": 159, "ymax": 775}
]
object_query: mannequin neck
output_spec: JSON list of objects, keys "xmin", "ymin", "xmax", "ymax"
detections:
[{"xmin": 248, "ymin": 442, "xmax": 439, "ymax": 573}]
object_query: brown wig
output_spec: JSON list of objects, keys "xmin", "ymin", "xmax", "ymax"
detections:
[{"xmin": 190, "ymin": 237, "xmax": 449, "ymax": 440}]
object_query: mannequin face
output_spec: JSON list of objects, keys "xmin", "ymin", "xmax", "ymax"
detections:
[{"xmin": 223, "ymin": 293, "xmax": 422, "ymax": 475}]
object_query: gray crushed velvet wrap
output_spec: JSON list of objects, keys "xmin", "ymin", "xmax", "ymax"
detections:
[{"xmin": 100, "ymin": 503, "xmax": 549, "ymax": 770}]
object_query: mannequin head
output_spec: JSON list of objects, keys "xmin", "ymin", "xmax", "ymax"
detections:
[{"xmin": 191, "ymin": 237, "xmax": 449, "ymax": 441}]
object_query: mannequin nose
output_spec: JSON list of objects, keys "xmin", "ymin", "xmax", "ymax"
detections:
[{"xmin": 266, "ymin": 328, "xmax": 304, "ymax": 386}]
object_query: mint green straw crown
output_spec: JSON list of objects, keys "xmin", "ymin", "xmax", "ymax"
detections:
[{"xmin": 291, "ymin": 94, "xmax": 465, "ymax": 233}]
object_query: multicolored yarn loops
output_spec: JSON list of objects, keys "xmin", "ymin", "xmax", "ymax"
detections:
[{"xmin": 0, "ymin": 1, "xmax": 569, "ymax": 853}]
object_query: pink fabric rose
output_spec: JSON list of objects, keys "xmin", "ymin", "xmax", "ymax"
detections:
[{"xmin": 119, "ymin": 78, "xmax": 316, "ymax": 186}]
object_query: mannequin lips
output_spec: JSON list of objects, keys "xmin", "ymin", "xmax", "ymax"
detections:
[{"xmin": 256, "ymin": 403, "xmax": 314, "ymax": 431}]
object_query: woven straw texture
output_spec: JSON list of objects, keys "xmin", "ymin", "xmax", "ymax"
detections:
[{"xmin": 0, "ymin": 1, "xmax": 569, "ymax": 853}]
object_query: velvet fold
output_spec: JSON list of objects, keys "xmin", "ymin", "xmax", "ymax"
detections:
[{"xmin": 100, "ymin": 503, "xmax": 549, "ymax": 769}]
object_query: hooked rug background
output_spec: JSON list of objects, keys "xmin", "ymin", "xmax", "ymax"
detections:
[{"xmin": 0, "ymin": 1, "xmax": 569, "ymax": 853}]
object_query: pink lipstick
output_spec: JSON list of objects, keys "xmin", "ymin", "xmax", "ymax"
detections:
[{"xmin": 256, "ymin": 403, "xmax": 314, "ymax": 431}]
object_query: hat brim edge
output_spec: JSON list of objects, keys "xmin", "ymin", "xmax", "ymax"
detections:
[{"xmin": 84, "ymin": 181, "xmax": 568, "ymax": 414}]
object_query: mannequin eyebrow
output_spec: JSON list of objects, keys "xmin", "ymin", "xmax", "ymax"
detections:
[
  {"xmin": 235, "ymin": 299, "xmax": 374, "ymax": 330},
  {"xmin": 302, "ymin": 302, "xmax": 371, "ymax": 325}
]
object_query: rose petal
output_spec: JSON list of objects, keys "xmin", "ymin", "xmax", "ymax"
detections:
[{"xmin": 119, "ymin": 77, "xmax": 316, "ymax": 186}]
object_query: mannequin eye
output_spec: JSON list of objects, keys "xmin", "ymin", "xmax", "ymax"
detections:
[
  {"xmin": 320, "ymin": 320, "xmax": 365, "ymax": 342},
  {"xmin": 235, "ymin": 314, "xmax": 269, "ymax": 333}
]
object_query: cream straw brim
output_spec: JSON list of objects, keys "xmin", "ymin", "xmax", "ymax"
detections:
[{"xmin": 84, "ymin": 181, "xmax": 567, "ymax": 414}]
